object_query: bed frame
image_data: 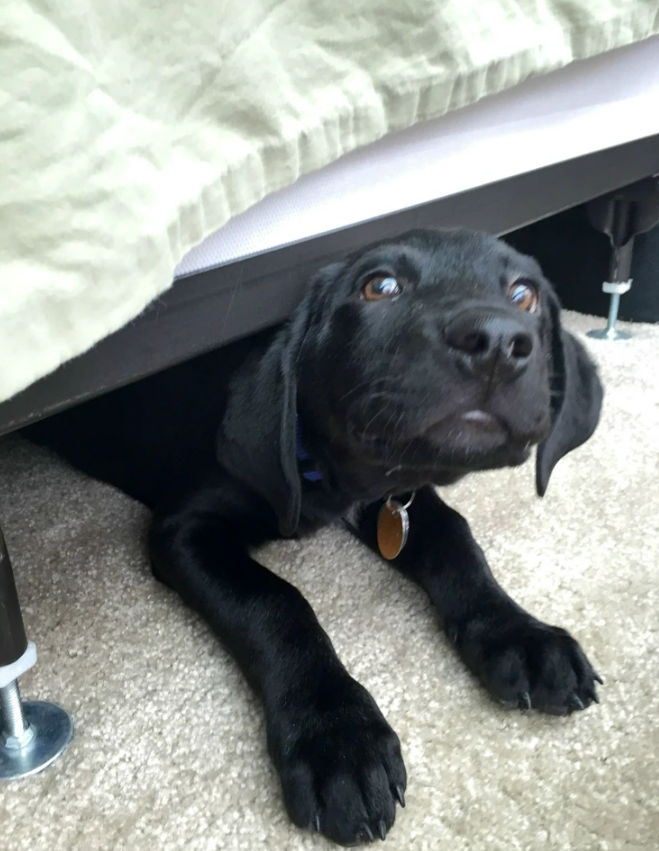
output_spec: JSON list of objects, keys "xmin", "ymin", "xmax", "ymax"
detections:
[
  {"xmin": 2, "ymin": 134, "xmax": 659, "ymax": 436},
  {"xmin": 1, "ymin": 133, "xmax": 658, "ymax": 779}
]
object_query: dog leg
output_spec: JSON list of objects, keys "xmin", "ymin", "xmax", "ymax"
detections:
[
  {"xmin": 149, "ymin": 493, "xmax": 406, "ymax": 845},
  {"xmin": 355, "ymin": 486, "xmax": 601, "ymax": 715}
]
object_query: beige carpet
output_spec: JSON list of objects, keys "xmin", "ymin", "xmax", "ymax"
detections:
[{"xmin": 1, "ymin": 312, "xmax": 657, "ymax": 851}]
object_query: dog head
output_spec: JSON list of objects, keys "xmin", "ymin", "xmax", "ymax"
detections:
[{"xmin": 220, "ymin": 229, "xmax": 603, "ymax": 535}]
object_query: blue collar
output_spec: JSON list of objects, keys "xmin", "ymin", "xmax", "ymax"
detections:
[{"xmin": 295, "ymin": 418, "xmax": 323, "ymax": 482}]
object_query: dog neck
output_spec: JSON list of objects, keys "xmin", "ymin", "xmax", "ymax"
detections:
[
  {"xmin": 295, "ymin": 417, "xmax": 323, "ymax": 483},
  {"xmin": 294, "ymin": 409, "xmax": 464, "ymax": 533}
]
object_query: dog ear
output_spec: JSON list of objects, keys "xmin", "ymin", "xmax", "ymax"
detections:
[
  {"xmin": 217, "ymin": 262, "xmax": 346, "ymax": 536},
  {"xmin": 218, "ymin": 318, "xmax": 306, "ymax": 537},
  {"xmin": 536, "ymin": 294, "xmax": 603, "ymax": 496}
]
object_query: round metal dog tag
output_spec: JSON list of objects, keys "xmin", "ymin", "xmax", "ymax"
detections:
[{"xmin": 377, "ymin": 495, "xmax": 413, "ymax": 560}]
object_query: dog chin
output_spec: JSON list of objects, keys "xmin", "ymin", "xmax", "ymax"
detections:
[
  {"xmin": 422, "ymin": 412, "xmax": 539, "ymax": 472},
  {"xmin": 435, "ymin": 439, "xmax": 532, "ymax": 474}
]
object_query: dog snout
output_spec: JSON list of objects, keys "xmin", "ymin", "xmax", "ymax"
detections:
[{"xmin": 445, "ymin": 310, "xmax": 534, "ymax": 382}]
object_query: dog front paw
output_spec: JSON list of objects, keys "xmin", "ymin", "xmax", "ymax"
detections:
[
  {"xmin": 268, "ymin": 681, "xmax": 406, "ymax": 846},
  {"xmin": 451, "ymin": 615, "xmax": 602, "ymax": 715}
]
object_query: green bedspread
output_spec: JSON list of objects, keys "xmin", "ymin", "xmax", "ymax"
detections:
[{"xmin": 1, "ymin": 0, "xmax": 657, "ymax": 403}]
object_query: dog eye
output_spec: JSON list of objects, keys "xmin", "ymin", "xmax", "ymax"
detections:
[
  {"xmin": 361, "ymin": 275, "xmax": 401, "ymax": 301},
  {"xmin": 507, "ymin": 279, "xmax": 539, "ymax": 313}
]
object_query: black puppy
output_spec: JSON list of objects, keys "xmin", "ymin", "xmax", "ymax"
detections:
[{"xmin": 27, "ymin": 229, "xmax": 603, "ymax": 846}]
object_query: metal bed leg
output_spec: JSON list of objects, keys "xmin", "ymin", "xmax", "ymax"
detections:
[
  {"xmin": 0, "ymin": 522, "xmax": 72, "ymax": 780},
  {"xmin": 587, "ymin": 177, "xmax": 659, "ymax": 341}
]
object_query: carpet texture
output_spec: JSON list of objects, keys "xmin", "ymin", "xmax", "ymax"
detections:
[{"xmin": 0, "ymin": 312, "xmax": 657, "ymax": 851}]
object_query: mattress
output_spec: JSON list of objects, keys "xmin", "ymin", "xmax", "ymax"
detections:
[{"xmin": 176, "ymin": 35, "xmax": 659, "ymax": 279}]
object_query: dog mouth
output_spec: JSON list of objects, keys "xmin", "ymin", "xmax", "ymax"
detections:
[
  {"xmin": 347, "ymin": 403, "xmax": 542, "ymax": 467},
  {"xmin": 425, "ymin": 407, "xmax": 506, "ymax": 437},
  {"xmin": 459, "ymin": 409, "xmax": 505, "ymax": 429},
  {"xmin": 424, "ymin": 407, "xmax": 543, "ymax": 451}
]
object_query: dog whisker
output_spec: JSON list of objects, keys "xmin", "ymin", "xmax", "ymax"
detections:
[{"xmin": 337, "ymin": 377, "xmax": 398, "ymax": 403}]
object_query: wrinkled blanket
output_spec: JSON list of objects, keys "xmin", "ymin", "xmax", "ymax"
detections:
[{"xmin": 1, "ymin": 0, "xmax": 658, "ymax": 403}]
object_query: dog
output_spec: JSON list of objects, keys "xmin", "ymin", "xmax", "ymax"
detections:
[{"xmin": 26, "ymin": 229, "xmax": 603, "ymax": 846}]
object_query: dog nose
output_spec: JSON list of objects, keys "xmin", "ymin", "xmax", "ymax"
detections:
[{"xmin": 445, "ymin": 311, "xmax": 534, "ymax": 381}]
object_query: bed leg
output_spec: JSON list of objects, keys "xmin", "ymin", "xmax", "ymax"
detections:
[
  {"xmin": 0, "ymin": 522, "xmax": 73, "ymax": 780},
  {"xmin": 587, "ymin": 177, "xmax": 659, "ymax": 340}
]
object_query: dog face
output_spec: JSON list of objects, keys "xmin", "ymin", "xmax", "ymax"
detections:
[
  {"xmin": 299, "ymin": 229, "xmax": 557, "ymax": 477},
  {"xmin": 220, "ymin": 229, "xmax": 603, "ymax": 535}
]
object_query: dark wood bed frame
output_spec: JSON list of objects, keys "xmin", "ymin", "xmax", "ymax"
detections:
[
  {"xmin": 2, "ymin": 134, "xmax": 659, "ymax": 436},
  {"xmin": 1, "ymin": 134, "xmax": 658, "ymax": 775}
]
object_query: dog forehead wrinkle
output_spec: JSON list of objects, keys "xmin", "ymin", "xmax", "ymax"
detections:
[
  {"xmin": 423, "ymin": 246, "xmax": 509, "ymax": 293},
  {"xmin": 344, "ymin": 229, "xmax": 518, "ymax": 282},
  {"xmin": 348, "ymin": 244, "xmax": 425, "ymax": 285},
  {"xmin": 346, "ymin": 228, "xmax": 497, "ymax": 278}
]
